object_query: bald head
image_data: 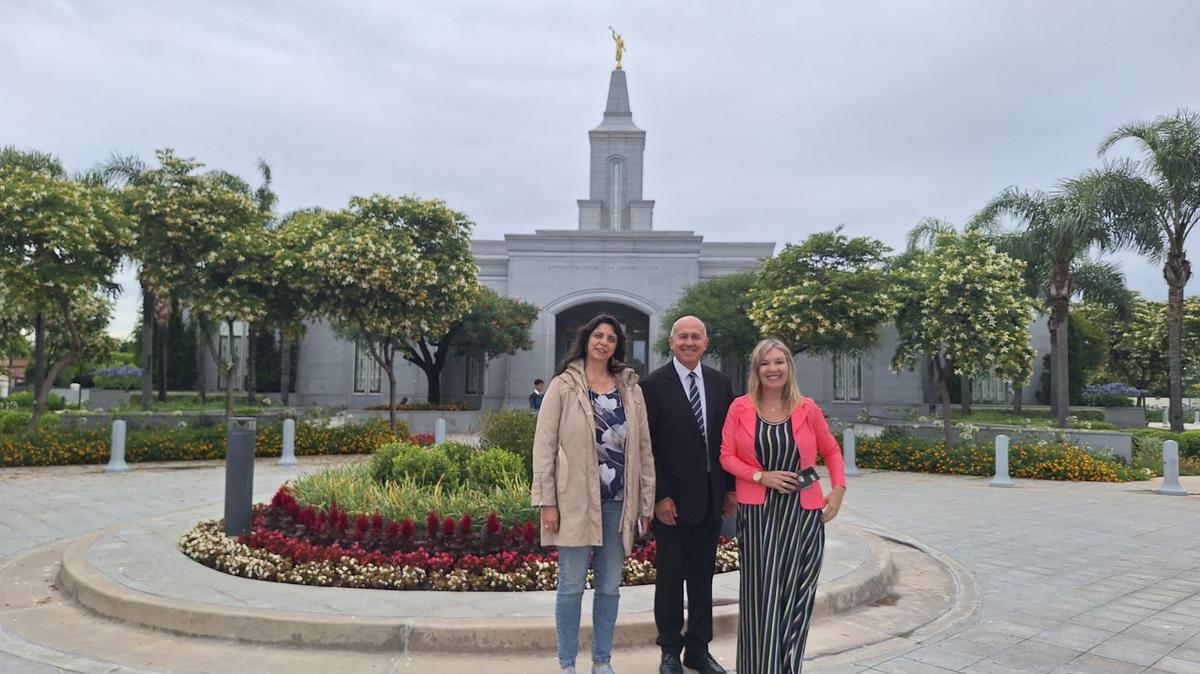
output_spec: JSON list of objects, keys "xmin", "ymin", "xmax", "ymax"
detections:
[
  {"xmin": 671, "ymin": 315, "xmax": 707, "ymax": 338},
  {"xmin": 669, "ymin": 315, "xmax": 709, "ymax": 370}
]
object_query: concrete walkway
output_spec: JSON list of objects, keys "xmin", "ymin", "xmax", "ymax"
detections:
[{"xmin": 1, "ymin": 458, "xmax": 1199, "ymax": 672}]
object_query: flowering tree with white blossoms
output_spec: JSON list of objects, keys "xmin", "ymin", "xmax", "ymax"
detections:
[
  {"xmin": 304, "ymin": 195, "xmax": 479, "ymax": 435},
  {"xmin": 892, "ymin": 230, "xmax": 1036, "ymax": 448},
  {"xmin": 749, "ymin": 229, "xmax": 897, "ymax": 357},
  {"xmin": 0, "ymin": 164, "xmax": 128, "ymax": 431}
]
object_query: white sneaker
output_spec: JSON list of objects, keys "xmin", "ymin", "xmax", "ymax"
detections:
[
  {"xmin": 592, "ymin": 664, "xmax": 615, "ymax": 674},
  {"xmin": 558, "ymin": 666, "xmax": 576, "ymax": 674}
]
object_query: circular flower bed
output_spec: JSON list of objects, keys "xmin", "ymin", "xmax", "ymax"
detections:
[{"xmin": 179, "ymin": 487, "xmax": 739, "ymax": 591}]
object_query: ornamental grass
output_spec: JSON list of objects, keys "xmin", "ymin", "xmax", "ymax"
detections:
[
  {"xmin": 290, "ymin": 463, "xmax": 540, "ymax": 525},
  {"xmin": 0, "ymin": 420, "xmax": 395, "ymax": 467},
  {"xmin": 855, "ymin": 435, "xmax": 1151, "ymax": 482}
]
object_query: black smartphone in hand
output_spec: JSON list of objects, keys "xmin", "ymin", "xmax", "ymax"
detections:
[{"xmin": 797, "ymin": 466, "xmax": 820, "ymax": 490}]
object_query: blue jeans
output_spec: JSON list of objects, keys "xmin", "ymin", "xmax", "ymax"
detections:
[{"xmin": 556, "ymin": 500, "xmax": 624, "ymax": 667}]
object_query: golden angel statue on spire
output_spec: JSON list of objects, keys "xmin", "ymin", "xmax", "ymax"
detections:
[{"xmin": 609, "ymin": 27, "xmax": 626, "ymax": 70}]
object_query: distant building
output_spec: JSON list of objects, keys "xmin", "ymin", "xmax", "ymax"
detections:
[{"xmin": 201, "ymin": 67, "xmax": 1048, "ymax": 416}]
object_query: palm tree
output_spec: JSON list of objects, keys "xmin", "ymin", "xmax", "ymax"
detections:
[
  {"xmin": 246, "ymin": 160, "xmax": 277, "ymax": 405},
  {"xmin": 976, "ymin": 181, "xmax": 1132, "ymax": 427},
  {"xmin": 1089, "ymin": 110, "xmax": 1200, "ymax": 431},
  {"xmin": 99, "ymin": 153, "xmax": 158, "ymax": 409}
]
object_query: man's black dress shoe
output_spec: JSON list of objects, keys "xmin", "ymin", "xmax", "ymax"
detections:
[
  {"xmin": 683, "ymin": 652, "xmax": 727, "ymax": 674},
  {"xmin": 659, "ymin": 652, "xmax": 684, "ymax": 674}
]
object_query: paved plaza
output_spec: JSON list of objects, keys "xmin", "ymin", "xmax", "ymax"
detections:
[{"xmin": 0, "ymin": 457, "xmax": 1198, "ymax": 673}]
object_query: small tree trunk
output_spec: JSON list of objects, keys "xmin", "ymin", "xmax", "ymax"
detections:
[
  {"xmin": 195, "ymin": 321, "xmax": 207, "ymax": 403},
  {"xmin": 141, "ymin": 284, "xmax": 154, "ymax": 410},
  {"xmin": 1165, "ymin": 250, "xmax": 1190, "ymax": 432},
  {"xmin": 33, "ymin": 312, "xmax": 46, "ymax": 401},
  {"xmin": 1011, "ymin": 381, "xmax": 1023, "ymax": 415},
  {"xmin": 385, "ymin": 352, "xmax": 399, "ymax": 436},
  {"xmin": 405, "ymin": 339, "xmax": 446, "ymax": 405},
  {"xmin": 938, "ymin": 356, "xmax": 953, "ymax": 449},
  {"xmin": 28, "ymin": 353, "xmax": 76, "ymax": 434},
  {"xmin": 280, "ymin": 331, "xmax": 291, "ymax": 408},
  {"xmin": 1049, "ymin": 262, "xmax": 1072, "ymax": 429},
  {"xmin": 959, "ymin": 376, "xmax": 972, "ymax": 416},
  {"xmin": 246, "ymin": 325, "xmax": 257, "ymax": 405},
  {"xmin": 157, "ymin": 319, "xmax": 168, "ymax": 402},
  {"xmin": 29, "ymin": 295, "xmax": 82, "ymax": 434},
  {"xmin": 1052, "ymin": 299, "xmax": 1070, "ymax": 428},
  {"xmin": 224, "ymin": 318, "xmax": 237, "ymax": 419}
]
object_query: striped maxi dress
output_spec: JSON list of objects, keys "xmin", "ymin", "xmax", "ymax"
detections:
[{"xmin": 735, "ymin": 416, "xmax": 826, "ymax": 674}]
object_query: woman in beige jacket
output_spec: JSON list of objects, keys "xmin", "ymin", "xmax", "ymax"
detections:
[{"xmin": 531, "ymin": 313, "xmax": 655, "ymax": 674}]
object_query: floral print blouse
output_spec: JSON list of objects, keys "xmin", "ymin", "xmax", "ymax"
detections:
[{"xmin": 589, "ymin": 388, "xmax": 627, "ymax": 502}]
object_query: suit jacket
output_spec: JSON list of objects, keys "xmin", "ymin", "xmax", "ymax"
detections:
[{"xmin": 640, "ymin": 361, "xmax": 735, "ymax": 525}]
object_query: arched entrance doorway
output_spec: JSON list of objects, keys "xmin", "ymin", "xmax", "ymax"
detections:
[{"xmin": 555, "ymin": 302, "xmax": 650, "ymax": 375}]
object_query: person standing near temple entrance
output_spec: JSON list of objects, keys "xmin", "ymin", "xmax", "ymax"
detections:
[{"xmin": 639, "ymin": 315, "xmax": 736, "ymax": 674}]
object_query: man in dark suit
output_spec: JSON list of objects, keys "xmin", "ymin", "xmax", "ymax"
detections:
[{"xmin": 640, "ymin": 315, "xmax": 736, "ymax": 674}]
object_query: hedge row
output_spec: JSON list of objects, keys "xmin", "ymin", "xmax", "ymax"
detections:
[
  {"xmin": 0, "ymin": 419, "xmax": 400, "ymax": 468},
  {"xmin": 852, "ymin": 434, "xmax": 1149, "ymax": 482},
  {"xmin": 1129, "ymin": 428, "xmax": 1200, "ymax": 459}
]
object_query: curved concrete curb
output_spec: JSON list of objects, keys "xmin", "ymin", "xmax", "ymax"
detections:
[
  {"xmin": 808, "ymin": 522, "xmax": 982, "ymax": 668},
  {"xmin": 58, "ymin": 524, "xmax": 896, "ymax": 653}
]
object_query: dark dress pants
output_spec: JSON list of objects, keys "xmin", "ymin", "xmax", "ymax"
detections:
[{"xmin": 654, "ymin": 489, "xmax": 721, "ymax": 657}]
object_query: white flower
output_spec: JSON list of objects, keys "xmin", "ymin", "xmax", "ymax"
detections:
[
  {"xmin": 594, "ymin": 394, "xmax": 617, "ymax": 413},
  {"xmin": 599, "ymin": 463, "xmax": 617, "ymax": 485},
  {"xmin": 601, "ymin": 423, "xmax": 626, "ymax": 450}
]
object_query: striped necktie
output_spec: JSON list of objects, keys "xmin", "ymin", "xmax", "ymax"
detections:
[{"xmin": 687, "ymin": 372, "xmax": 709, "ymax": 470}]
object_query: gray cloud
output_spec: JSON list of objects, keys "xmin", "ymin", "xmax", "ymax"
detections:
[{"xmin": 1, "ymin": 0, "xmax": 1197, "ymax": 337}]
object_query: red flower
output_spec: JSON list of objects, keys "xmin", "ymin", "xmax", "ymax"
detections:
[
  {"xmin": 457, "ymin": 513, "xmax": 473, "ymax": 537},
  {"xmin": 441, "ymin": 516, "xmax": 456, "ymax": 538}
]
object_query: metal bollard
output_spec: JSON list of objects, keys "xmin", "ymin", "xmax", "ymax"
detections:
[
  {"xmin": 1158, "ymin": 440, "xmax": 1187, "ymax": 496},
  {"xmin": 990, "ymin": 434, "xmax": 1014, "ymax": 488},
  {"xmin": 843, "ymin": 427, "xmax": 860, "ymax": 477},
  {"xmin": 224, "ymin": 417, "xmax": 257, "ymax": 536},
  {"xmin": 1194, "ymin": 410, "xmax": 1198, "ymax": 425},
  {"xmin": 278, "ymin": 418, "xmax": 298, "ymax": 466},
  {"xmin": 435, "ymin": 417, "xmax": 446, "ymax": 444},
  {"xmin": 105, "ymin": 420, "xmax": 128, "ymax": 473}
]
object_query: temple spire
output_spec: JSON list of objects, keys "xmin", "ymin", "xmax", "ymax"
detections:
[{"xmin": 578, "ymin": 69, "xmax": 653, "ymax": 231}]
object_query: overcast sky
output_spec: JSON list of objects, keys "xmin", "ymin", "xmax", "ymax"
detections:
[{"xmin": 3, "ymin": 0, "xmax": 1199, "ymax": 338}]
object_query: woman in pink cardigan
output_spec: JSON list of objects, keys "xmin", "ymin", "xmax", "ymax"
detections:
[{"xmin": 718, "ymin": 338, "xmax": 847, "ymax": 674}]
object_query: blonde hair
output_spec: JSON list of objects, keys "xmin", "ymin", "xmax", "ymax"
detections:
[{"xmin": 747, "ymin": 338, "xmax": 803, "ymax": 414}]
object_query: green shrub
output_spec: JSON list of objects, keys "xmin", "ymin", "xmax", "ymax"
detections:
[
  {"xmin": 0, "ymin": 411, "xmax": 61, "ymax": 435},
  {"xmin": 368, "ymin": 442, "xmax": 404, "ymax": 483},
  {"xmin": 437, "ymin": 440, "xmax": 477, "ymax": 472},
  {"xmin": 386, "ymin": 442, "xmax": 459, "ymax": 488},
  {"xmin": 9, "ymin": 392, "xmax": 33, "ymax": 408},
  {"xmin": 1131, "ymin": 429, "xmax": 1200, "ymax": 459},
  {"xmin": 0, "ymin": 419, "xmax": 393, "ymax": 467},
  {"xmin": 0, "ymin": 411, "xmax": 30, "ymax": 435},
  {"xmin": 479, "ymin": 408, "xmax": 537, "ymax": 476},
  {"xmin": 467, "ymin": 447, "xmax": 525, "ymax": 489}
]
